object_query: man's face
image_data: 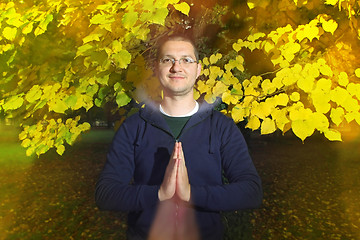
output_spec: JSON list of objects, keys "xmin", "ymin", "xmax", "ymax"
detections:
[{"xmin": 156, "ymin": 40, "xmax": 201, "ymax": 97}]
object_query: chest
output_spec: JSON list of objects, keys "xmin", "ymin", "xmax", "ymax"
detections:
[{"xmin": 133, "ymin": 120, "xmax": 223, "ymax": 185}]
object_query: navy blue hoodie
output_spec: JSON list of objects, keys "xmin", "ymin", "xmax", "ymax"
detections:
[{"xmin": 95, "ymin": 102, "xmax": 262, "ymax": 239}]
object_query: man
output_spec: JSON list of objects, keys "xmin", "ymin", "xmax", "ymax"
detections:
[{"xmin": 95, "ymin": 34, "xmax": 262, "ymax": 240}]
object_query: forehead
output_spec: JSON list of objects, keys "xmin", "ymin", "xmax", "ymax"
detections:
[{"xmin": 159, "ymin": 40, "xmax": 196, "ymax": 58}]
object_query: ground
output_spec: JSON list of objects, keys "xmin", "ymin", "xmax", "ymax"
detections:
[{"xmin": 0, "ymin": 125, "xmax": 359, "ymax": 239}]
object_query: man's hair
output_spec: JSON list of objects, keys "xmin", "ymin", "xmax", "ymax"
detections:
[{"xmin": 155, "ymin": 33, "xmax": 199, "ymax": 61}]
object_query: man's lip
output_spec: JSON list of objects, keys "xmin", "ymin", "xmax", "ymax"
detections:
[{"xmin": 168, "ymin": 75, "xmax": 185, "ymax": 79}]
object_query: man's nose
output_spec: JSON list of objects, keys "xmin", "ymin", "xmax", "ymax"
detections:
[{"xmin": 170, "ymin": 60, "xmax": 182, "ymax": 72}]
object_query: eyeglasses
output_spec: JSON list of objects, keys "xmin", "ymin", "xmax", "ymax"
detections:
[{"xmin": 159, "ymin": 57, "xmax": 198, "ymax": 67}]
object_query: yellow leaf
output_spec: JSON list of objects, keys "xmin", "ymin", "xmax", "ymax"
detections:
[
  {"xmin": 34, "ymin": 14, "xmax": 53, "ymax": 36},
  {"xmin": 261, "ymin": 118, "xmax": 276, "ymax": 135},
  {"xmin": 209, "ymin": 53, "xmax": 222, "ymax": 64},
  {"xmin": 22, "ymin": 22, "xmax": 34, "ymax": 35},
  {"xmin": 297, "ymin": 76, "xmax": 314, "ymax": 93},
  {"xmin": 315, "ymin": 78, "xmax": 332, "ymax": 92},
  {"xmin": 232, "ymin": 42, "xmax": 242, "ymax": 52},
  {"xmin": 338, "ymin": 72, "xmax": 348, "ymax": 86},
  {"xmin": 347, "ymin": 83, "xmax": 360, "ymax": 97},
  {"xmin": 209, "ymin": 66, "xmax": 223, "ymax": 80},
  {"xmin": 355, "ymin": 68, "xmax": 360, "ymax": 78},
  {"xmin": 213, "ymin": 81, "xmax": 228, "ymax": 96},
  {"xmin": 312, "ymin": 96, "xmax": 331, "ymax": 113},
  {"xmin": 50, "ymin": 99, "xmax": 68, "ymax": 113},
  {"xmin": 221, "ymin": 71, "xmax": 237, "ymax": 85},
  {"xmin": 271, "ymin": 108, "xmax": 289, "ymax": 131},
  {"xmin": 274, "ymin": 93, "xmax": 289, "ymax": 106},
  {"xmin": 150, "ymin": 8, "xmax": 168, "ymax": 25},
  {"xmin": 222, "ymin": 91, "xmax": 239, "ymax": 105},
  {"xmin": 304, "ymin": 24, "xmax": 320, "ymax": 41},
  {"xmin": 83, "ymin": 33, "xmax": 103, "ymax": 44},
  {"xmin": 56, "ymin": 145, "xmax": 65, "ymax": 155},
  {"xmin": 330, "ymin": 107, "xmax": 344, "ymax": 126},
  {"xmin": 261, "ymin": 79, "xmax": 276, "ymax": 95},
  {"xmin": 319, "ymin": 64, "xmax": 333, "ymax": 77},
  {"xmin": 25, "ymin": 85, "xmax": 42, "ymax": 103},
  {"xmin": 173, "ymin": 2, "xmax": 190, "ymax": 16},
  {"xmin": 342, "ymin": 97, "xmax": 360, "ymax": 113},
  {"xmin": 7, "ymin": 15, "xmax": 23, "ymax": 28},
  {"xmin": 252, "ymin": 100, "xmax": 274, "ymax": 119},
  {"xmin": 204, "ymin": 92, "xmax": 216, "ymax": 103},
  {"xmin": 345, "ymin": 111, "xmax": 360, "ymax": 124},
  {"xmin": 90, "ymin": 13, "xmax": 115, "ymax": 25},
  {"xmin": 322, "ymin": 19, "xmax": 338, "ymax": 34},
  {"xmin": 196, "ymin": 80, "xmax": 210, "ymax": 94},
  {"xmin": 231, "ymin": 105, "xmax": 247, "ymax": 122},
  {"xmin": 324, "ymin": 129, "xmax": 342, "ymax": 141},
  {"xmin": 292, "ymin": 119, "xmax": 315, "ymax": 141},
  {"xmin": 3, "ymin": 27, "xmax": 17, "ymax": 41},
  {"xmin": 263, "ymin": 41, "xmax": 274, "ymax": 53},
  {"xmin": 290, "ymin": 92, "xmax": 300, "ymax": 102},
  {"xmin": 202, "ymin": 57, "xmax": 210, "ymax": 66},
  {"xmin": 3, "ymin": 95, "xmax": 24, "ymax": 110},
  {"xmin": 246, "ymin": 115, "xmax": 261, "ymax": 130},
  {"xmin": 312, "ymin": 112, "xmax": 329, "ymax": 132},
  {"xmin": 325, "ymin": 0, "xmax": 338, "ymax": 5},
  {"xmin": 330, "ymin": 86, "xmax": 351, "ymax": 106}
]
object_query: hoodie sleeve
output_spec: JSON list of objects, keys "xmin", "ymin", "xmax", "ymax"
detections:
[
  {"xmin": 190, "ymin": 114, "xmax": 263, "ymax": 211},
  {"xmin": 95, "ymin": 117, "xmax": 160, "ymax": 212}
]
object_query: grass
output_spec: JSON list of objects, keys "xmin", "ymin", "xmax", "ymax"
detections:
[{"xmin": 1, "ymin": 125, "xmax": 360, "ymax": 239}]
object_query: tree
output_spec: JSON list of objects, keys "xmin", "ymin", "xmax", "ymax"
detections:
[{"xmin": 1, "ymin": 0, "xmax": 359, "ymax": 157}]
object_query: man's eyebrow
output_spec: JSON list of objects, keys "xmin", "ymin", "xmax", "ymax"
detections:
[{"xmin": 160, "ymin": 54, "xmax": 195, "ymax": 58}]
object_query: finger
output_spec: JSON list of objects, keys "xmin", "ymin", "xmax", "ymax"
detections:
[
  {"xmin": 178, "ymin": 142, "xmax": 184, "ymax": 160},
  {"xmin": 171, "ymin": 142, "xmax": 179, "ymax": 161}
]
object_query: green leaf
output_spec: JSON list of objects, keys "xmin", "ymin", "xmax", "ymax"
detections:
[
  {"xmin": 98, "ymin": 86, "xmax": 109, "ymax": 99},
  {"xmin": 76, "ymin": 43, "xmax": 94, "ymax": 57},
  {"xmin": 112, "ymin": 50, "xmax": 131, "ymax": 69},
  {"xmin": 86, "ymin": 84, "xmax": 99, "ymax": 96},
  {"xmin": 64, "ymin": 95, "xmax": 77, "ymax": 108},
  {"xmin": 95, "ymin": 98, "xmax": 102, "ymax": 107},
  {"xmin": 122, "ymin": 11, "xmax": 138, "ymax": 29},
  {"xmin": 96, "ymin": 74, "xmax": 109, "ymax": 85},
  {"xmin": 116, "ymin": 91, "xmax": 131, "ymax": 107},
  {"xmin": 150, "ymin": 8, "xmax": 168, "ymax": 25}
]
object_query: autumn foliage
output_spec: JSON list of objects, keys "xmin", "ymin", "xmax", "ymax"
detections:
[{"xmin": 1, "ymin": 0, "xmax": 360, "ymax": 156}]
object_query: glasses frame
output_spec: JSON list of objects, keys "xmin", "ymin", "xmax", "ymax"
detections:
[{"xmin": 158, "ymin": 57, "xmax": 198, "ymax": 67}]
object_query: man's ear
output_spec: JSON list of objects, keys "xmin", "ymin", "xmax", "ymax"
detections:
[{"xmin": 196, "ymin": 63, "xmax": 202, "ymax": 79}]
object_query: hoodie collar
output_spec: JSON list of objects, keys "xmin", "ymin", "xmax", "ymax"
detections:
[{"xmin": 139, "ymin": 101, "xmax": 214, "ymax": 132}]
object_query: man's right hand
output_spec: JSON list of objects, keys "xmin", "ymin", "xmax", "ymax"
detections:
[{"xmin": 158, "ymin": 143, "xmax": 179, "ymax": 201}]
